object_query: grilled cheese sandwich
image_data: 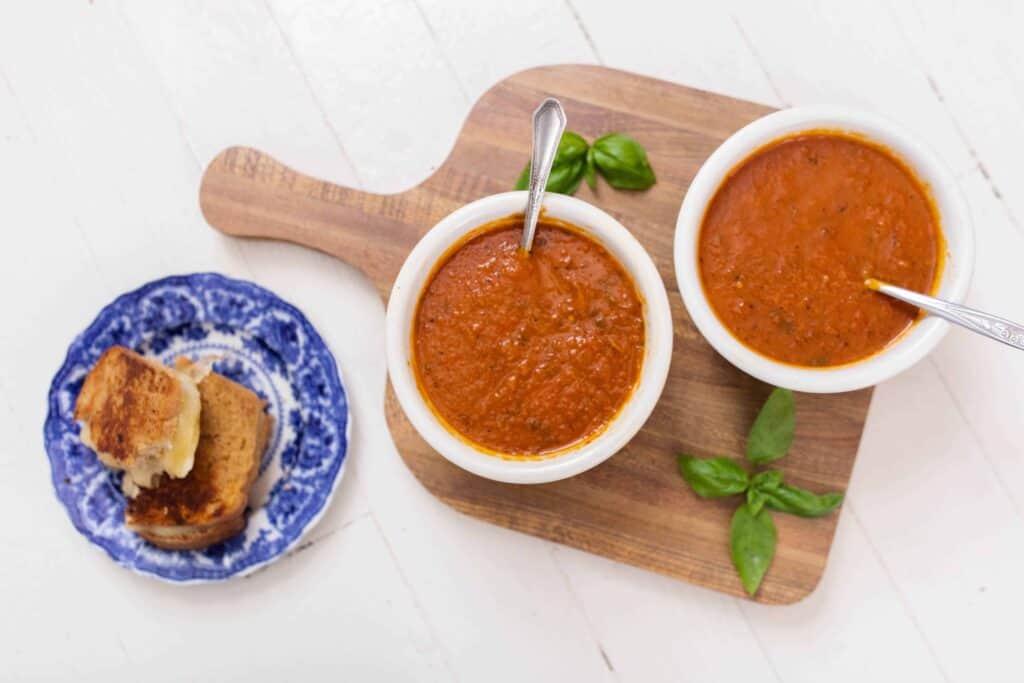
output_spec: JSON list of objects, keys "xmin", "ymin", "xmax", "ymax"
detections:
[{"xmin": 74, "ymin": 346, "xmax": 201, "ymax": 492}]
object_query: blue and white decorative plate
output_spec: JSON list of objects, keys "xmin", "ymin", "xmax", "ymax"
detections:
[{"xmin": 44, "ymin": 273, "xmax": 349, "ymax": 583}]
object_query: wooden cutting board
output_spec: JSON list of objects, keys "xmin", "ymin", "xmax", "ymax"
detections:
[{"xmin": 199, "ymin": 64, "xmax": 872, "ymax": 604}]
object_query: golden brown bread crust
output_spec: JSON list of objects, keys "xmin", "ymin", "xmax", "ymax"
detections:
[
  {"xmin": 74, "ymin": 346, "xmax": 184, "ymax": 470},
  {"xmin": 126, "ymin": 363, "xmax": 272, "ymax": 550},
  {"xmin": 133, "ymin": 513, "xmax": 246, "ymax": 550}
]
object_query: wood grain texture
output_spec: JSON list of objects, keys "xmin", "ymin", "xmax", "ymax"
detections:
[{"xmin": 200, "ymin": 64, "xmax": 872, "ymax": 604}]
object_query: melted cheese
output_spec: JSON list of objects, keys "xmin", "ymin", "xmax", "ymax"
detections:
[{"xmin": 164, "ymin": 369, "xmax": 201, "ymax": 479}]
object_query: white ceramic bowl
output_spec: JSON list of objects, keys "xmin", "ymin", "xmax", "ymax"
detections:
[
  {"xmin": 674, "ymin": 106, "xmax": 973, "ymax": 393},
  {"xmin": 386, "ymin": 192, "xmax": 673, "ymax": 484}
]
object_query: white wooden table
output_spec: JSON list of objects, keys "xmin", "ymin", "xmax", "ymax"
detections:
[{"xmin": 3, "ymin": 2, "xmax": 1022, "ymax": 681}]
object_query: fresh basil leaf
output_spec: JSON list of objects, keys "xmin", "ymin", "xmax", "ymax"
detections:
[
  {"xmin": 746, "ymin": 388, "xmax": 795, "ymax": 465},
  {"xmin": 591, "ymin": 133, "xmax": 656, "ymax": 190},
  {"xmin": 747, "ymin": 487, "xmax": 766, "ymax": 516},
  {"xmin": 678, "ymin": 455, "xmax": 749, "ymax": 498},
  {"xmin": 549, "ymin": 157, "xmax": 586, "ymax": 195},
  {"xmin": 762, "ymin": 484, "xmax": 843, "ymax": 518},
  {"xmin": 750, "ymin": 470, "xmax": 783, "ymax": 492},
  {"xmin": 513, "ymin": 131, "xmax": 589, "ymax": 194},
  {"xmin": 731, "ymin": 503, "xmax": 777, "ymax": 597},
  {"xmin": 584, "ymin": 146, "xmax": 597, "ymax": 190},
  {"xmin": 559, "ymin": 131, "xmax": 589, "ymax": 161}
]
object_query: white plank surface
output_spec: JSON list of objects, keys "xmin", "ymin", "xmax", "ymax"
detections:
[{"xmin": 2, "ymin": 1, "xmax": 1023, "ymax": 681}]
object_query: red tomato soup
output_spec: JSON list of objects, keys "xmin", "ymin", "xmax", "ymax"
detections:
[
  {"xmin": 413, "ymin": 215, "xmax": 645, "ymax": 457},
  {"xmin": 698, "ymin": 132, "xmax": 943, "ymax": 367}
]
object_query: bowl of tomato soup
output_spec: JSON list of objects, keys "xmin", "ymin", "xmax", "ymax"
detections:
[
  {"xmin": 386, "ymin": 192, "xmax": 673, "ymax": 484},
  {"xmin": 675, "ymin": 106, "xmax": 972, "ymax": 393}
]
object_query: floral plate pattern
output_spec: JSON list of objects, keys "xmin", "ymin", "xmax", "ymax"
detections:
[{"xmin": 43, "ymin": 273, "xmax": 349, "ymax": 583}]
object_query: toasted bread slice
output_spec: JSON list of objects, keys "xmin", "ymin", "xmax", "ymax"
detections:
[
  {"xmin": 74, "ymin": 346, "xmax": 201, "ymax": 490},
  {"xmin": 125, "ymin": 361, "xmax": 272, "ymax": 550}
]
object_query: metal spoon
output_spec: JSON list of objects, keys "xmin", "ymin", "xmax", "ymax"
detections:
[
  {"xmin": 866, "ymin": 279, "xmax": 1024, "ymax": 351},
  {"xmin": 520, "ymin": 98, "xmax": 567, "ymax": 252}
]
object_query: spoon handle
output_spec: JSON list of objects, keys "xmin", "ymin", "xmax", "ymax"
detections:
[
  {"xmin": 521, "ymin": 98, "xmax": 567, "ymax": 252},
  {"xmin": 872, "ymin": 280, "xmax": 1024, "ymax": 351}
]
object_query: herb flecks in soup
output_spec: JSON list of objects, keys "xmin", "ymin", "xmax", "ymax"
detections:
[
  {"xmin": 698, "ymin": 133, "xmax": 941, "ymax": 367},
  {"xmin": 413, "ymin": 216, "xmax": 645, "ymax": 457}
]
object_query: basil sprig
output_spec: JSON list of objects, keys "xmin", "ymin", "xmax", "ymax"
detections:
[
  {"xmin": 677, "ymin": 387, "xmax": 844, "ymax": 597},
  {"xmin": 513, "ymin": 130, "xmax": 656, "ymax": 195}
]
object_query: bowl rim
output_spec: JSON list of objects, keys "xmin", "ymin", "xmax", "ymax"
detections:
[
  {"xmin": 674, "ymin": 105, "xmax": 974, "ymax": 393},
  {"xmin": 385, "ymin": 191, "xmax": 673, "ymax": 484}
]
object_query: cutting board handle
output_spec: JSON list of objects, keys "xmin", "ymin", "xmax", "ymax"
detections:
[{"xmin": 199, "ymin": 146, "xmax": 429, "ymax": 296}]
